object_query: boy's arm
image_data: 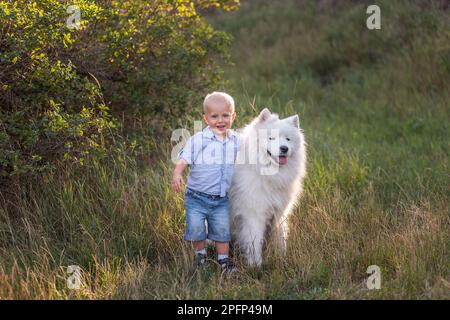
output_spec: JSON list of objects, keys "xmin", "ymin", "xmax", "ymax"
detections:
[{"xmin": 172, "ymin": 158, "xmax": 188, "ymax": 193}]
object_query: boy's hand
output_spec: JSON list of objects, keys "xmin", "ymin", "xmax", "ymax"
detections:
[
  {"xmin": 172, "ymin": 159, "xmax": 188, "ymax": 192},
  {"xmin": 172, "ymin": 173, "xmax": 184, "ymax": 193}
]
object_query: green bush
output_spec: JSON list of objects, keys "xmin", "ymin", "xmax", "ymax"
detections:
[{"xmin": 0, "ymin": 0, "xmax": 238, "ymax": 179}]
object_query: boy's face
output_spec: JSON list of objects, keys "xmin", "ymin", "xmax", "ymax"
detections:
[{"xmin": 203, "ymin": 100, "xmax": 236, "ymax": 136}]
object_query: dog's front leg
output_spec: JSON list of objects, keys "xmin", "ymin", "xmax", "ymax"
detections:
[{"xmin": 241, "ymin": 221, "xmax": 265, "ymax": 267}]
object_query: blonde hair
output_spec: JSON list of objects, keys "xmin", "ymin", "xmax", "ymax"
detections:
[{"xmin": 203, "ymin": 91, "xmax": 235, "ymax": 114}]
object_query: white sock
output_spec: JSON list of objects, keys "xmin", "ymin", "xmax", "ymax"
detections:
[
  {"xmin": 217, "ymin": 254, "xmax": 228, "ymax": 261},
  {"xmin": 196, "ymin": 248, "xmax": 206, "ymax": 256}
]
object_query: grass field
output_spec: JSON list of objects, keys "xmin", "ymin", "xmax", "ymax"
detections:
[{"xmin": 0, "ymin": 0, "xmax": 449, "ymax": 299}]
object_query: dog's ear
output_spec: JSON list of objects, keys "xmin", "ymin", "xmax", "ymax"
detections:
[
  {"xmin": 258, "ymin": 108, "xmax": 271, "ymax": 122},
  {"xmin": 284, "ymin": 114, "xmax": 299, "ymax": 128}
]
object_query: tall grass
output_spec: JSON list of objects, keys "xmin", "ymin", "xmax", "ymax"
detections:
[{"xmin": 1, "ymin": 0, "xmax": 449, "ymax": 299}]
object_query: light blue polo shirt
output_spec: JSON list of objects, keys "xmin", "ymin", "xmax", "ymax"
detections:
[{"xmin": 178, "ymin": 126, "xmax": 239, "ymax": 197}]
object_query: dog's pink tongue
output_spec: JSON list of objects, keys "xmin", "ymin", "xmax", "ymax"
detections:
[{"xmin": 279, "ymin": 156, "xmax": 287, "ymax": 165}]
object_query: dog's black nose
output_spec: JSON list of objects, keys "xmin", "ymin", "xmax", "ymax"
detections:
[{"xmin": 280, "ymin": 145, "xmax": 288, "ymax": 154}]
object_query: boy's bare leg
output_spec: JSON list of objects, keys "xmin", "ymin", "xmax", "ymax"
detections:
[
  {"xmin": 215, "ymin": 241, "xmax": 229, "ymax": 255},
  {"xmin": 193, "ymin": 240, "xmax": 206, "ymax": 251}
]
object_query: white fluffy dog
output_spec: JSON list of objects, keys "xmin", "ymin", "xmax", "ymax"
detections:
[{"xmin": 229, "ymin": 108, "xmax": 307, "ymax": 266}]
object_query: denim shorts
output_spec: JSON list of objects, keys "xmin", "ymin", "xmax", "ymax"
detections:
[{"xmin": 184, "ymin": 188, "xmax": 231, "ymax": 242}]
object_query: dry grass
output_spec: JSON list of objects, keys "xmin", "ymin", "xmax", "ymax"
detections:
[{"xmin": 0, "ymin": 153, "xmax": 448, "ymax": 299}]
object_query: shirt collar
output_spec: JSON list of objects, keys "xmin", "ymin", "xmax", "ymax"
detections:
[{"xmin": 204, "ymin": 126, "xmax": 237, "ymax": 141}]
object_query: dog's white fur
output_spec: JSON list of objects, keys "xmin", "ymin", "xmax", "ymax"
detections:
[{"xmin": 229, "ymin": 108, "xmax": 307, "ymax": 266}]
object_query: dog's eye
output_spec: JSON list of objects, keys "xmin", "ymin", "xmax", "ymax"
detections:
[
  {"xmin": 286, "ymin": 137, "xmax": 290, "ymax": 141},
  {"xmin": 269, "ymin": 137, "xmax": 275, "ymax": 140}
]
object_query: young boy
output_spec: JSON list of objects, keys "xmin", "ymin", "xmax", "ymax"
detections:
[{"xmin": 172, "ymin": 91, "xmax": 238, "ymax": 272}]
